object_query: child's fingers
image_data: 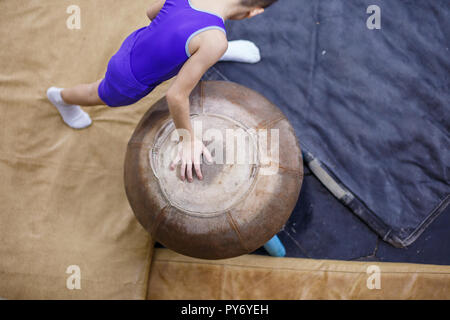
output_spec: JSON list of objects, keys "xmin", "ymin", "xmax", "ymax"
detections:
[
  {"xmin": 180, "ymin": 159, "xmax": 187, "ymax": 181},
  {"xmin": 170, "ymin": 153, "xmax": 181, "ymax": 170},
  {"xmin": 186, "ymin": 160, "xmax": 193, "ymax": 182},
  {"xmin": 194, "ymin": 162, "xmax": 203, "ymax": 180}
]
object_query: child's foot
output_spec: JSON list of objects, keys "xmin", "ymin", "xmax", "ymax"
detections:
[
  {"xmin": 46, "ymin": 87, "xmax": 92, "ymax": 129},
  {"xmin": 219, "ymin": 40, "xmax": 261, "ymax": 64}
]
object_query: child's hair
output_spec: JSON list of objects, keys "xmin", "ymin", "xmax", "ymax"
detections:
[{"xmin": 241, "ymin": 0, "xmax": 278, "ymax": 9}]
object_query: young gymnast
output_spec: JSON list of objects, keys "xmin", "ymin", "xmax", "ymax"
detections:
[{"xmin": 47, "ymin": 0, "xmax": 277, "ymax": 181}]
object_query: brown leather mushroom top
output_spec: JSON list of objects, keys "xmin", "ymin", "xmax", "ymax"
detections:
[{"xmin": 124, "ymin": 81, "xmax": 303, "ymax": 259}]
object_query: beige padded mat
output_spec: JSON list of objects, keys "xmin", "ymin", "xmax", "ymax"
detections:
[
  {"xmin": 148, "ymin": 249, "xmax": 450, "ymax": 300},
  {"xmin": 0, "ymin": 0, "xmax": 168, "ymax": 299}
]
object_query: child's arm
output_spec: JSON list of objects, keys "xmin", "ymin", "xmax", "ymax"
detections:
[
  {"xmin": 147, "ymin": 0, "xmax": 165, "ymax": 20},
  {"xmin": 167, "ymin": 30, "xmax": 228, "ymax": 182}
]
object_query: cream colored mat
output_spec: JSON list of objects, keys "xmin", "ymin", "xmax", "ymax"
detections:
[
  {"xmin": 148, "ymin": 249, "xmax": 450, "ymax": 300},
  {"xmin": 0, "ymin": 0, "xmax": 167, "ymax": 299}
]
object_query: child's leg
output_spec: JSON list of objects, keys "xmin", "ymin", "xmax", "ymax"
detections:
[
  {"xmin": 47, "ymin": 79, "xmax": 104, "ymax": 129},
  {"xmin": 61, "ymin": 79, "xmax": 105, "ymax": 106}
]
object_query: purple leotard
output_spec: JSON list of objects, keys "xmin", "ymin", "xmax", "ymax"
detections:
[{"xmin": 98, "ymin": 0, "xmax": 226, "ymax": 107}]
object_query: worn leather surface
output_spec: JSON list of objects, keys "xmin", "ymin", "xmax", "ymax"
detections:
[
  {"xmin": 125, "ymin": 81, "xmax": 303, "ymax": 260},
  {"xmin": 148, "ymin": 248, "xmax": 450, "ymax": 300},
  {"xmin": 0, "ymin": 0, "xmax": 168, "ymax": 299}
]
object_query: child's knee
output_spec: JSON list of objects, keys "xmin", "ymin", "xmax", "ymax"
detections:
[{"xmin": 88, "ymin": 81, "xmax": 101, "ymax": 101}]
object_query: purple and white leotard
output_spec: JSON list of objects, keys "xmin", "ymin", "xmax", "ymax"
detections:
[{"xmin": 98, "ymin": 0, "xmax": 226, "ymax": 107}]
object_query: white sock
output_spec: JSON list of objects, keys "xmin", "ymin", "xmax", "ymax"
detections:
[
  {"xmin": 46, "ymin": 87, "xmax": 92, "ymax": 129},
  {"xmin": 219, "ymin": 40, "xmax": 261, "ymax": 64}
]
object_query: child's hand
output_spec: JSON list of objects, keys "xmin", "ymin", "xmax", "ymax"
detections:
[{"xmin": 170, "ymin": 138, "xmax": 213, "ymax": 182}]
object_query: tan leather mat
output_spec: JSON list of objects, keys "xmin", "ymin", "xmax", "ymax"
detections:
[
  {"xmin": 0, "ymin": 0, "xmax": 167, "ymax": 299},
  {"xmin": 148, "ymin": 249, "xmax": 450, "ymax": 300}
]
